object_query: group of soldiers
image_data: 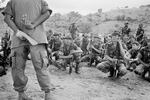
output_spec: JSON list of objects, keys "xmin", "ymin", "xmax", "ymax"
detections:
[
  {"xmin": 0, "ymin": 31, "xmax": 11, "ymax": 76},
  {"xmin": 47, "ymin": 22, "xmax": 150, "ymax": 81}
]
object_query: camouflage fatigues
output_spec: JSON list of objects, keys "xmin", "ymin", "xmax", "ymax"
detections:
[
  {"xmin": 97, "ymin": 41, "xmax": 127, "ymax": 77},
  {"xmin": 136, "ymin": 27, "xmax": 144, "ymax": 43},
  {"xmin": 134, "ymin": 46, "xmax": 150, "ymax": 79},
  {"xmin": 59, "ymin": 38, "xmax": 81, "ymax": 74}
]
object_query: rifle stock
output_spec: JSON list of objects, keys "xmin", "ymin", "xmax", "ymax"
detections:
[{"xmin": 19, "ymin": 32, "xmax": 38, "ymax": 45}]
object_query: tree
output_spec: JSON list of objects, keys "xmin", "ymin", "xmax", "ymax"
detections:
[{"xmin": 66, "ymin": 11, "xmax": 82, "ymax": 24}]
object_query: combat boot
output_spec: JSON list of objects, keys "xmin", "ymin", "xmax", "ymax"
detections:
[
  {"xmin": 75, "ymin": 64, "xmax": 80, "ymax": 74},
  {"xmin": 108, "ymin": 67, "xmax": 115, "ymax": 77},
  {"xmin": 45, "ymin": 91, "xmax": 55, "ymax": 100},
  {"xmin": 18, "ymin": 92, "xmax": 32, "ymax": 100}
]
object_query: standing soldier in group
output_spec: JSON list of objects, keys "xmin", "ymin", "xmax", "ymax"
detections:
[
  {"xmin": 81, "ymin": 33, "xmax": 89, "ymax": 56},
  {"xmin": 122, "ymin": 22, "xmax": 131, "ymax": 37},
  {"xmin": 69, "ymin": 23, "xmax": 78, "ymax": 40},
  {"xmin": 3, "ymin": 0, "xmax": 53, "ymax": 100},
  {"xmin": 96, "ymin": 32, "xmax": 128, "ymax": 78},
  {"xmin": 0, "ymin": 32, "xmax": 11, "ymax": 75},
  {"xmin": 136, "ymin": 24, "xmax": 144, "ymax": 44}
]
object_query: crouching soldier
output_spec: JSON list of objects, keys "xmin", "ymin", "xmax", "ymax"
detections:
[
  {"xmin": 51, "ymin": 33, "xmax": 62, "ymax": 60},
  {"xmin": 127, "ymin": 41, "xmax": 141, "ymax": 71},
  {"xmin": 88, "ymin": 35, "xmax": 104, "ymax": 67},
  {"xmin": 134, "ymin": 42, "xmax": 150, "ymax": 81},
  {"xmin": 96, "ymin": 32, "xmax": 128, "ymax": 78},
  {"xmin": 59, "ymin": 35, "xmax": 82, "ymax": 74}
]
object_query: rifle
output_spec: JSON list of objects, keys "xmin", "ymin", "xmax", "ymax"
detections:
[{"xmin": 17, "ymin": 31, "xmax": 38, "ymax": 45}]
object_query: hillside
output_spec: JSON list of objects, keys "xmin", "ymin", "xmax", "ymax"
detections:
[{"xmin": 0, "ymin": 4, "xmax": 150, "ymax": 38}]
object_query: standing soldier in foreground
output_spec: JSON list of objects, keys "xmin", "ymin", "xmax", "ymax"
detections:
[{"xmin": 3, "ymin": 0, "xmax": 53, "ymax": 100}]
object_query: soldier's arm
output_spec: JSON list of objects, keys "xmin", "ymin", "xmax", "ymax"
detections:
[
  {"xmin": 25, "ymin": 0, "xmax": 52, "ymax": 29},
  {"xmin": 31, "ymin": 10, "xmax": 52, "ymax": 29},
  {"xmin": 4, "ymin": 15, "xmax": 18, "ymax": 34}
]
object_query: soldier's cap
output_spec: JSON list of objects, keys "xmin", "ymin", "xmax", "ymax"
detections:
[
  {"xmin": 53, "ymin": 33, "xmax": 60, "ymax": 36},
  {"xmin": 62, "ymin": 35, "xmax": 72, "ymax": 40},
  {"xmin": 111, "ymin": 31, "xmax": 120, "ymax": 36},
  {"xmin": 132, "ymin": 41, "xmax": 139, "ymax": 45},
  {"xmin": 124, "ymin": 22, "xmax": 129, "ymax": 25}
]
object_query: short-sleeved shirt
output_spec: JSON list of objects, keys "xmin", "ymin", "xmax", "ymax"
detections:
[{"xmin": 3, "ymin": 0, "xmax": 51, "ymax": 48}]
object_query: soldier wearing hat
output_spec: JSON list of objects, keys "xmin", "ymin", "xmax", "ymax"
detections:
[
  {"xmin": 69, "ymin": 23, "xmax": 78, "ymax": 40},
  {"xmin": 81, "ymin": 33, "xmax": 90, "ymax": 56},
  {"xmin": 136, "ymin": 24, "xmax": 144, "ymax": 44},
  {"xmin": 122, "ymin": 22, "xmax": 131, "ymax": 36},
  {"xmin": 51, "ymin": 32, "xmax": 62, "ymax": 60},
  {"xmin": 59, "ymin": 34, "xmax": 82, "ymax": 74}
]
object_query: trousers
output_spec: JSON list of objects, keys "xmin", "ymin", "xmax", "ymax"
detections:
[{"xmin": 11, "ymin": 44, "xmax": 51, "ymax": 92}]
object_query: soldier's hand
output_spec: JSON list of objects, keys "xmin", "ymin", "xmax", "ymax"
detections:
[{"xmin": 24, "ymin": 22, "xmax": 35, "ymax": 30}]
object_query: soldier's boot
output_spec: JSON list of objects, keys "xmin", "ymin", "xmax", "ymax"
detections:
[
  {"xmin": 45, "ymin": 92, "xmax": 55, "ymax": 100},
  {"xmin": 108, "ymin": 67, "xmax": 115, "ymax": 77},
  {"xmin": 141, "ymin": 70, "xmax": 147, "ymax": 79},
  {"xmin": 69, "ymin": 66, "xmax": 72, "ymax": 74},
  {"xmin": 75, "ymin": 64, "xmax": 80, "ymax": 74},
  {"xmin": 18, "ymin": 92, "xmax": 32, "ymax": 100}
]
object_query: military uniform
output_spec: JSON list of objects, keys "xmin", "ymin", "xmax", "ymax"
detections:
[
  {"xmin": 96, "ymin": 41, "xmax": 127, "ymax": 78},
  {"xmin": 69, "ymin": 23, "xmax": 78, "ymax": 40},
  {"xmin": 122, "ymin": 23, "xmax": 131, "ymax": 36},
  {"xmin": 88, "ymin": 36, "xmax": 103, "ymax": 67},
  {"xmin": 136, "ymin": 24, "xmax": 144, "ymax": 43},
  {"xmin": 60, "ymin": 35, "xmax": 82, "ymax": 74},
  {"xmin": 134, "ymin": 45, "xmax": 150, "ymax": 79},
  {"xmin": 81, "ymin": 35, "xmax": 89, "ymax": 56},
  {"xmin": 3, "ymin": 0, "xmax": 52, "ymax": 96},
  {"xmin": 51, "ymin": 33, "xmax": 62, "ymax": 60}
]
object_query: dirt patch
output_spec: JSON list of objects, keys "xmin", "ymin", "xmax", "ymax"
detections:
[{"xmin": 0, "ymin": 61, "xmax": 150, "ymax": 100}]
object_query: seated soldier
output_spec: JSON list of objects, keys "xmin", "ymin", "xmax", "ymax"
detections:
[
  {"xmin": 58, "ymin": 35, "xmax": 82, "ymax": 74},
  {"xmin": 128, "ymin": 41, "xmax": 141, "ymax": 71},
  {"xmin": 96, "ymin": 32, "xmax": 128, "ymax": 78},
  {"xmin": 51, "ymin": 33, "xmax": 62, "ymax": 60},
  {"xmin": 134, "ymin": 42, "xmax": 150, "ymax": 81}
]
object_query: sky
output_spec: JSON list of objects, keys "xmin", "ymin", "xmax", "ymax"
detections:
[
  {"xmin": 1, "ymin": 0, "xmax": 150, "ymax": 15},
  {"xmin": 48, "ymin": 0, "xmax": 150, "ymax": 15}
]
